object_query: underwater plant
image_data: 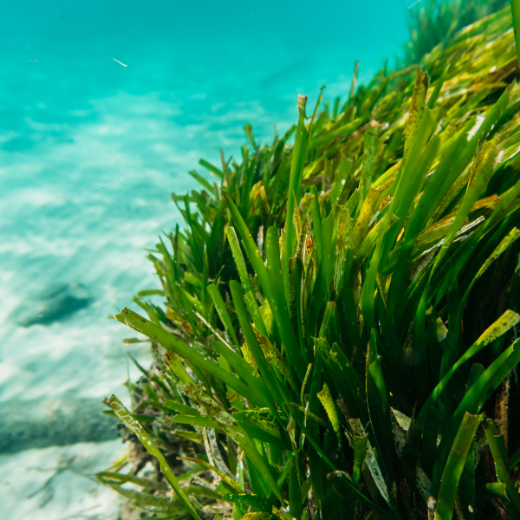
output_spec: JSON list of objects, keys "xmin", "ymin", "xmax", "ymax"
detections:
[
  {"xmin": 99, "ymin": 4, "xmax": 520, "ymax": 520},
  {"xmin": 404, "ymin": 0, "xmax": 509, "ymax": 64}
]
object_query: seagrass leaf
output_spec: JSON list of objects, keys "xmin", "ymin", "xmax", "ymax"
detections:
[
  {"xmin": 434, "ymin": 413, "xmax": 482, "ymax": 520},
  {"xmin": 416, "ymin": 310, "xmax": 520, "ymax": 430},
  {"xmin": 317, "ymin": 382, "xmax": 342, "ymax": 446},
  {"xmin": 107, "ymin": 395, "xmax": 202, "ymax": 520},
  {"xmin": 484, "ymin": 421, "xmax": 520, "ymax": 517},
  {"xmin": 177, "ymin": 456, "xmax": 240, "ymax": 491},
  {"xmin": 432, "ymin": 338, "xmax": 520, "ymax": 494},
  {"xmin": 181, "ymin": 381, "xmax": 283, "ymax": 501},
  {"xmin": 114, "ymin": 308, "xmax": 266, "ymax": 407}
]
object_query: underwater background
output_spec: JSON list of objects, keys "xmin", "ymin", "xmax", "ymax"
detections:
[{"xmin": 0, "ymin": 1, "xmax": 410, "ymax": 518}]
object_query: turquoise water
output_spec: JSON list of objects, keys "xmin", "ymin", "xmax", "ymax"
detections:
[{"xmin": 0, "ymin": 1, "xmax": 409, "ymax": 516}]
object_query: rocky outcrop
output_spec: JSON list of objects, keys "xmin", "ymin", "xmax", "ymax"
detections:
[
  {"xmin": 10, "ymin": 283, "xmax": 92, "ymax": 327},
  {"xmin": 0, "ymin": 397, "xmax": 118, "ymax": 453}
]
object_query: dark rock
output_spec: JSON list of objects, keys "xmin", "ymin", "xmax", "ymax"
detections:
[
  {"xmin": 0, "ymin": 397, "xmax": 118, "ymax": 453},
  {"xmin": 10, "ymin": 282, "xmax": 92, "ymax": 327}
]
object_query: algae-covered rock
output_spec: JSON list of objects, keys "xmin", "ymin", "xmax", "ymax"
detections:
[
  {"xmin": 11, "ymin": 282, "xmax": 91, "ymax": 327},
  {"xmin": 0, "ymin": 397, "xmax": 118, "ymax": 453}
]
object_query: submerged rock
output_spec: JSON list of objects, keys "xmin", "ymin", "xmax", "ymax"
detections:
[
  {"xmin": 0, "ymin": 397, "xmax": 119, "ymax": 453},
  {"xmin": 10, "ymin": 282, "xmax": 91, "ymax": 327}
]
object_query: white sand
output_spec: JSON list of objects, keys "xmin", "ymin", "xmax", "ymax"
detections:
[{"xmin": 0, "ymin": 441, "xmax": 126, "ymax": 520}]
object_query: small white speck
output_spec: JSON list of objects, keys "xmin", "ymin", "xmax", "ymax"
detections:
[
  {"xmin": 468, "ymin": 505, "xmax": 473, "ymax": 513},
  {"xmin": 147, "ymin": 441, "xmax": 151, "ymax": 446},
  {"xmin": 113, "ymin": 58, "xmax": 128, "ymax": 68},
  {"xmin": 408, "ymin": 0, "xmax": 422, "ymax": 9},
  {"xmin": 341, "ymin": 179, "xmax": 346, "ymax": 185}
]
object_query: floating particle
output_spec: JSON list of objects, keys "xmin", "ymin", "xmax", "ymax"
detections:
[{"xmin": 113, "ymin": 58, "xmax": 128, "ymax": 68}]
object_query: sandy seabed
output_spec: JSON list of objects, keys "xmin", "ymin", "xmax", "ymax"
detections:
[{"xmin": 0, "ymin": 441, "xmax": 125, "ymax": 520}]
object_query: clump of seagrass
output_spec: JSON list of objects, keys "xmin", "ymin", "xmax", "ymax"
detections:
[
  {"xmin": 100, "ymin": 5, "xmax": 520, "ymax": 520},
  {"xmin": 404, "ymin": 0, "xmax": 508, "ymax": 64}
]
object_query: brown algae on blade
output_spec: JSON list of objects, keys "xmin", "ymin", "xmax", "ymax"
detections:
[{"xmin": 404, "ymin": 69, "xmax": 430, "ymax": 165}]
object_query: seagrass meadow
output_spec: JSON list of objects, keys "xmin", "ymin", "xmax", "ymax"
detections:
[{"xmin": 99, "ymin": 4, "xmax": 520, "ymax": 519}]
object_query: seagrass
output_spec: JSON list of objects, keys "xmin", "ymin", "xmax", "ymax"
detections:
[{"xmin": 99, "ymin": 4, "xmax": 520, "ymax": 519}]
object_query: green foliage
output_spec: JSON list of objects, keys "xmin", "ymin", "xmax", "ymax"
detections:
[
  {"xmin": 404, "ymin": 0, "xmax": 508, "ymax": 65},
  {"xmin": 101, "ymin": 5, "xmax": 520, "ymax": 520}
]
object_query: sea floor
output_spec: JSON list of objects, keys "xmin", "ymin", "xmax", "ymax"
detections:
[
  {"xmin": 0, "ymin": 3, "xmax": 407, "ymax": 515},
  {"xmin": 0, "ymin": 441, "xmax": 126, "ymax": 520}
]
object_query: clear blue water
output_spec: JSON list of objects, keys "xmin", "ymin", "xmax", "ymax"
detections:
[{"xmin": 0, "ymin": 1, "xmax": 410, "ymax": 514}]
